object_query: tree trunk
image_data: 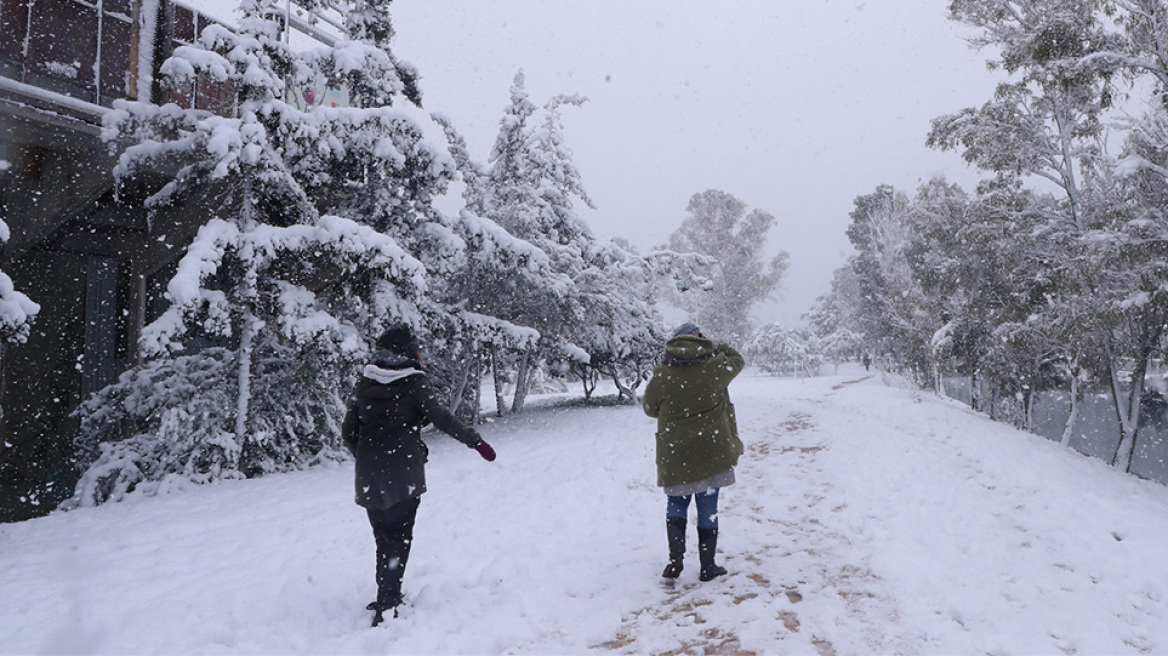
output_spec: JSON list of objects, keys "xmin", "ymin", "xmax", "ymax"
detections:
[
  {"xmin": 470, "ymin": 350, "xmax": 483, "ymax": 425},
  {"xmin": 511, "ymin": 351, "xmax": 531, "ymax": 414},
  {"xmin": 1022, "ymin": 386, "xmax": 1034, "ymax": 432},
  {"xmin": 448, "ymin": 346, "xmax": 472, "ymax": 415},
  {"xmin": 969, "ymin": 367, "xmax": 980, "ymax": 411},
  {"xmin": 1060, "ymin": 364, "xmax": 1080, "ymax": 448},
  {"xmin": 491, "ymin": 345, "xmax": 507, "ymax": 418},
  {"xmin": 580, "ymin": 365, "xmax": 597, "ymax": 400},
  {"xmin": 235, "ymin": 310, "xmax": 257, "ymax": 473},
  {"xmin": 1108, "ymin": 340, "xmax": 1151, "ymax": 473},
  {"xmin": 610, "ymin": 368, "xmax": 637, "ymax": 405}
]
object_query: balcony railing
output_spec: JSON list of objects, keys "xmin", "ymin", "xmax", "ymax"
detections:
[{"xmin": 1, "ymin": 0, "xmax": 345, "ymax": 118}]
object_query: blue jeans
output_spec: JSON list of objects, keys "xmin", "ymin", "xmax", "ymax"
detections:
[{"xmin": 666, "ymin": 488, "xmax": 720, "ymax": 529}]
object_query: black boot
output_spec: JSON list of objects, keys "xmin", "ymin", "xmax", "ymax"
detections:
[
  {"xmin": 366, "ymin": 601, "xmax": 398, "ymax": 627},
  {"xmin": 662, "ymin": 517, "xmax": 686, "ymax": 578},
  {"xmin": 697, "ymin": 527, "xmax": 727, "ymax": 582}
]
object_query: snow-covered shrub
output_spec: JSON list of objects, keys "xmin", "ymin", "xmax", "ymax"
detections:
[
  {"xmin": 746, "ymin": 323, "xmax": 824, "ymax": 377},
  {"xmin": 67, "ymin": 349, "xmax": 239, "ymax": 507},
  {"xmin": 68, "ymin": 334, "xmax": 357, "ymax": 507},
  {"xmin": 0, "ymin": 215, "xmax": 39, "ymax": 345},
  {"xmin": 819, "ymin": 328, "xmax": 864, "ymax": 368}
]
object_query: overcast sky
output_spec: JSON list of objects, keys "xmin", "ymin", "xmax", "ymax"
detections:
[{"xmin": 390, "ymin": 1, "xmax": 1000, "ymax": 327}]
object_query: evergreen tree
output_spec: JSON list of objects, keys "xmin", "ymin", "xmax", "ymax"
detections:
[
  {"xmin": 73, "ymin": 0, "xmax": 433, "ymax": 502},
  {"xmin": 439, "ymin": 73, "xmax": 601, "ymax": 413}
]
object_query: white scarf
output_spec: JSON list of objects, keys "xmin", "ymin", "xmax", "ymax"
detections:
[{"xmin": 363, "ymin": 364, "xmax": 423, "ymax": 384}]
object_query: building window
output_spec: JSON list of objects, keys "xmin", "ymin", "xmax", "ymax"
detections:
[{"xmin": 0, "ymin": 0, "xmax": 133, "ymax": 107}]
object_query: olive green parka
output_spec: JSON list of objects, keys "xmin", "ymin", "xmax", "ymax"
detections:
[{"xmin": 642, "ymin": 336, "xmax": 745, "ymax": 488}]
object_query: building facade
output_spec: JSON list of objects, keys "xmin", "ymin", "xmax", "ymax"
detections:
[{"xmin": 0, "ymin": 0, "xmax": 258, "ymax": 521}]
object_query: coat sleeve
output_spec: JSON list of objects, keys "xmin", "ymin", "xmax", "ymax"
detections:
[
  {"xmin": 642, "ymin": 369, "xmax": 661, "ymax": 418},
  {"xmin": 713, "ymin": 343, "xmax": 745, "ymax": 385},
  {"xmin": 341, "ymin": 397, "xmax": 360, "ymax": 456},
  {"xmin": 416, "ymin": 376, "xmax": 483, "ymax": 448}
]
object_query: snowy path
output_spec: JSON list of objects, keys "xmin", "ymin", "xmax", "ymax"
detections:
[{"xmin": 3, "ymin": 369, "xmax": 1168, "ymax": 654}]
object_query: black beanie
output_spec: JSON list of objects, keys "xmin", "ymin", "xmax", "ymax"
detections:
[{"xmin": 376, "ymin": 324, "xmax": 419, "ymax": 356}]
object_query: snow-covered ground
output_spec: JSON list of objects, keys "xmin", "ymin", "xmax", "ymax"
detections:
[{"xmin": 3, "ymin": 366, "xmax": 1168, "ymax": 655}]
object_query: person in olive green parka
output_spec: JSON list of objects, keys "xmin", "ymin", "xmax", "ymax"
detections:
[{"xmin": 642, "ymin": 323, "xmax": 744, "ymax": 582}]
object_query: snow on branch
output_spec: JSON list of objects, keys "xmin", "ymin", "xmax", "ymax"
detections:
[{"xmin": 455, "ymin": 310, "xmax": 541, "ymax": 350}]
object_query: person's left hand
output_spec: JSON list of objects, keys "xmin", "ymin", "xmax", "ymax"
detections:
[{"xmin": 475, "ymin": 440, "xmax": 497, "ymax": 462}]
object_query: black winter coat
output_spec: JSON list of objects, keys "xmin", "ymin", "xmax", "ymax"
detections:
[{"xmin": 341, "ymin": 351, "xmax": 482, "ymax": 509}]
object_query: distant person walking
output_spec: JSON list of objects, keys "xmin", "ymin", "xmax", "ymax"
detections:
[
  {"xmin": 342, "ymin": 324, "xmax": 497, "ymax": 626},
  {"xmin": 642, "ymin": 323, "xmax": 744, "ymax": 582},
  {"xmin": 863, "ymin": 353, "xmax": 872, "ymax": 371}
]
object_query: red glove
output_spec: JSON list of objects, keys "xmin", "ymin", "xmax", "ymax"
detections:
[{"xmin": 475, "ymin": 440, "xmax": 496, "ymax": 462}]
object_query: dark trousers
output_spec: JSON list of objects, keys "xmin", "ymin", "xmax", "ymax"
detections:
[{"xmin": 366, "ymin": 496, "xmax": 421, "ymax": 608}]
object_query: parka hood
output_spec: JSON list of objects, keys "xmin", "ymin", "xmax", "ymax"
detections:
[{"xmin": 664, "ymin": 335, "xmax": 716, "ymax": 363}]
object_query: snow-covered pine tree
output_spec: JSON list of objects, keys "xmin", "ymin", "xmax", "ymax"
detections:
[
  {"xmin": 290, "ymin": 0, "xmax": 449, "ymax": 248},
  {"xmin": 0, "ymin": 190, "xmax": 41, "ymax": 430},
  {"xmin": 568, "ymin": 240, "xmax": 665, "ymax": 404},
  {"xmin": 484, "ymin": 75, "xmax": 600, "ymax": 413},
  {"xmin": 429, "ymin": 111, "xmax": 552, "ymax": 421},
  {"xmin": 70, "ymin": 0, "xmax": 432, "ymax": 505},
  {"xmin": 435, "ymin": 73, "xmax": 599, "ymax": 414},
  {"xmin": 281, "ymin": 0, "xmax": 518, "ymax": 422},
  {"xmin": 559, "ymin": 240, "xmax": 719, "ymax": 403}
]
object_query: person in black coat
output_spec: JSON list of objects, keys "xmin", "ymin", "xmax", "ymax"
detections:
[{"xmin": 342, "ymin": 324, "xmax": 496, "ymax": 626}]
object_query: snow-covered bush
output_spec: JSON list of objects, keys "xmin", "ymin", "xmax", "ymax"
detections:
[
  {"xmin": 67, "ymin": 349, "xmax": 238, "ymax": 507},
  {"xmin": 746, "ymin": 323, "xmax": 824, "ymax": 377},
  {"xmin": 0, "ymin": 214, "xmax": 39, "ymax": 345}
]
